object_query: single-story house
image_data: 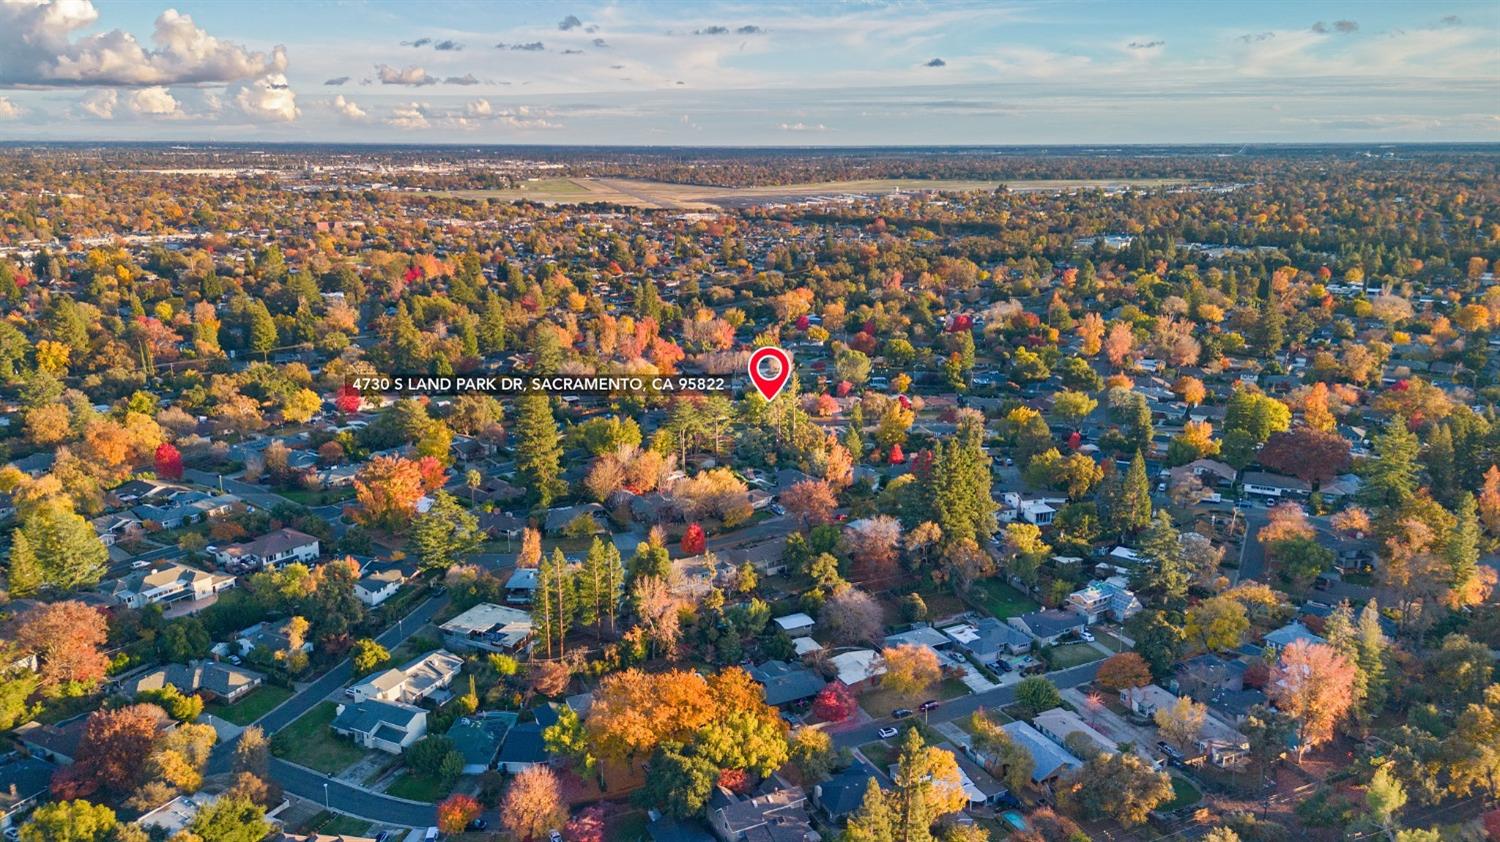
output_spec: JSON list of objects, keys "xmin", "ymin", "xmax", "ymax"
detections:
[
  {"xmin": 1121, "ymin": 684, "xmax": 1180, "ymax": 719},
  {"xmin": 211, "ymin": 528, "xmax": 319, "ymax": 572},
  {"xmin": 747, "ymin": 661, "xmax": 826, "ymax": 708},
  {"xmin": 1007, "ymin": 610, "xmax": 1086, "ymax": 645},
  {"xmin": 0, "ymin": 756, "xmax": 58, "ymax": 830},
  {"xmin": 445, "ymin": 712, "xmax": 516, "ymax": 775},
  {"xmin": 828, "ymin": 650, "xmax": 885, "ymax": 690},
  {"xmin": 707, "ymin": 784, "xmax": 814, "ymax": 842},
  {"xmin": 1263, "ymin": 620, "xmax": 1326, "ymax": 650},
  {"xmin": 354, "ymin": 568, "xmax": 405, "ymax": 607},
  {"xmin": 495, "ymin": 722, "xmax": 549, "ymax": 774},
  {"xmin": 1032, "ymin": 707, "xmax": 1116, "ymax": 759},
  {"xmin": 122, "ymin": 660, "xmax": 265, "ymax": 703},
  {"xmin": 543, "ymin": 503, "xmax": 605, "ymax": 535},
  {"xmin": 997, "ymin": 721, "xmax": 1083, "ymax": 784},
  {"xmin": 236, "ymin": 618, "xmax": 314, "ymax": 658},
  {"xmin": 772, "ymin": 613, "xmax": 815, "ymax": 637},
  {"xmin": 884, "ymin": 626, "xmax": 951, "ymax": 651},
  {"xmin": 1241, "ymin": 471, "xmax": 1312, "ymax": 499},
  {"xmin": 439, "ymin": 603, "xmax": 534, "ymax": 654},
  {"xmin": 331, "ymin": 699, "xmax": 428, "ymax": 754},
  {"xmin": 504, "ymin": 567, "xmax": 540, "ymax": 604},
  {"xmin": 811, "ymin": 760, "xmax": 880, "ymax": 823},
  {"xmin": 12, "ymin": 717, "xmax": 89, "ymax": 765},
  {"xmin": 942, "ymin": 618, "xmax": 1032, "ymax": 662}
]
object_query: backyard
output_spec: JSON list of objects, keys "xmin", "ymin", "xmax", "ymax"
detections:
[
  {"xmin": 205, "ymin": 684, "xmax": 294, "ymax": 726},
  {"xmin": 271, "ymin": 701, "xmax": 367, "ymax": 774},
  {"xmin": 967, "ymin": 580, "xmax": 1040, "ymax": 619},
  {"xmin": 1161, "ymin": 775, "xmax": 1204, "ymax": 811},
  {"xmin": 1046, "ymin": 643, "xmax": 1107, "ymax": 670}
]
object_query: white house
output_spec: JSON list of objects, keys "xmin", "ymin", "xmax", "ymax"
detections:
[
  {"xmin": 347, "ymin": 650, "xmax": 463, "ymax": 705},
  {"xmin": 1065, "ymin": 576, "xmax": 1142, "ymax": 624},
  {"xmin": 331, "ymin": 699, "xmax": 428, "ymax": 754},
  {"xmin": 210, "ymin": 528, "xmax": 319, "ymax": 572},
  {"xmin": 999, "ymin": 492, "xmax": 1062, "ymax": 526},
  {"xmin": 107, "ymin": 563, "xmax": 236, "ymax": 613},
  {"xmin": 355, "ymin": 568, "xmax": 405, "ymax": 607},
  {"xmin": 440, "ymin": 603, "xmax": 534, "ymax": 654}
]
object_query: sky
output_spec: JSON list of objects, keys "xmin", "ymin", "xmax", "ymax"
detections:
[{"xmin": 0, "ymin": 0, "xmax": 1496, "ymax": 145}]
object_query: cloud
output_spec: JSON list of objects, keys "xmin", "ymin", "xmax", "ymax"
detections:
[
  {"xmin": 233, "ymin": 73, "xmax": 298, "ymax": 121},
  {"xmin": 387, "ymin": 102, "xmax": 429, "ymax": 129},
  {"xmin": 330, "ymin": 94, "xmax": 366, "ymax": 121},
  {"xmin": 1128, "ymin": 40, "xmax": 1165, "ymax": 49},
  {"xmin": 778, "ymin": 121, "xmax": 829, "ymax": 132},
  {"xmin": 0, "ymin": 3, "xmax": 287, "ymax": 87},
  {"xmin": 466, "ymin": 98, "xmax": 492, "ymax": 117},
  {"xmin": 558, "ymin": 15, "xmax": 583, "ymax": 31},
  {"xmin": 444, "ymin": 74, "xmax": 480, "ymax": 85},
  {"xmin": 695, "ymin": 26, "xmax": 730, "ymax": 35},
  {"xmin": 561, "ymin": 49, "xmax": 583, "ymax": 55},
  {"xmin": 402, "ymin": 37, "xmax": 432, "ymax": 48},
  {"xmin": 1311, "ymin": 20, "xmax": 1359, "ymax": 34},
  {"xmin": 324, "ymin": 76, "xmax": 350, "ymax": 86},
  {"xmin": 924, "ymin": 57, "xmax": 946, "ymax": 67},
  {"xmin": 736, "ymin": 25, "xmax": 763, "ymax": 35},
  {"xmin": 504, "ymin": 42, "xmax": 545, "ymax": 51},
  {"xmin": 81, "ymin": 89, "xmax": 116, "ymax": 118},
  {"xmin": 1238, "ymin": 32, "xmax": 1275, "ymax": 43},
  {"xmin": 433, "ymin": 40, "xmax": 463, "ymax": 51},
  {"xmin": 592, "ymin": 38, "xmax": 608, "ymax": 48},
  {"xmin": 128, "ymin": 86, "xmax": 179, "ymax": 116},
  {"xmin": 376, "ymin": 64, "xmax": 437, "ymax": 86},
  {"xmin": 0, "ymin": 96, "xmax": 20, "ymax": 119},
  {"xmin": 1441, "ymin": 15, "xmax": 1462, "ymax": 26}
]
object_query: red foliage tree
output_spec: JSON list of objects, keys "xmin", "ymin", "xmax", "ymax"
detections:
[
  {"xmin": 154, "ymin": 441, "xmax": 184, "ymax": 480},
  {"xmin": 795, "ymin": 315, "xmax": 811, "ymax": 331},
  {"xmin": 781, "ymin": 479, "xmax": 837, "ymax": 526},
  {"xmin": 812, "ymin": 681, "xmax": 857, "ymax": 722},
  {"xmin": 1242, "ymin": 660, "xmax": 1270, "ymax": 690},
  {"xmin": 437, "ymin": 793, "xmax": 482, "ymax": 835},
  {"xmin": 836, "ymin": 380, "xmax": 853, "ymax": 397},
  {"xmin": 681, "ymin": 522, "xmax": 706, "ymax": 555},
  {"xmin": 1257, "ymin": 427, "xmax": 1351, "ymax": 485},
  {"xmin": 718, "ymin": 768, "xmax": 752, "ymax": 794},
  {"xmin": 15, "ymin": 601, "xmax": 110, "ymax": 690},
  {"xmin": 888, "ymin": 443, "xmax": 905, "ymax": 465},
  {"xmin": 335, "ymin": 384, "xmax": 363, "ymax": 414},
  {"xmin": 73, "ymin": 704, "xmax": 167, "ymax": 792},
  {"xmin": 416, "ymin": 455, "xmax": 447, "ymax": 493}
]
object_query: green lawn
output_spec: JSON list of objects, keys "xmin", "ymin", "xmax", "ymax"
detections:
[
  {"xmin": 858, "ymin": 679, "xmax": 965, "ymax": 719},
  {"xmin": 604, "ymin": 809, "xmax": 648, "ymax": 842},
  {"xmin": 278, "ymin": 487, "xmax": 356, "ymax": 506},
  {"xmin": 1161, "ymin": 775, "xmax": 1203, "ymax": 811},
  {"xmin": 301, "ymin": 811, "xmax": 373, "ymax": 837},
  {"xmin": 859, "ymin": 741, "xmax": 898, "ymax": 770},
  {"xmin": 271, "ymin": 701, "xmax": 367, "ymax": 774},
  {"xmin": 1048, "ymin": 643, "xmax": 1107, "ymax": 669},
  {"xmin": 385, "ymin": 770, "xmax": 449, "ymax": 802},
  {"xmin": 968, "ymin": 580, "xmax": 1040, "ymax": 619},
  {"xmin": 1092, "ymin": 630, "xmax": 1129, "ymax": 652},
  {"xmin": 205, "ymin": 684, "xmax": 294, "ymax": 726}
]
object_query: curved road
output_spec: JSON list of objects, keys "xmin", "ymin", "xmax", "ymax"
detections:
[{"xmin": 207, "ymin": 594, "xmax": 447, "ymax": 826}]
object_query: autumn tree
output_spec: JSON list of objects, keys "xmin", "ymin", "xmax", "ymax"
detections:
[
  {"xmin": 1095, "ymin": 652, "xmax": 1152, "ymax": 691},
  {"xmin": 813, "ymin": 682, "xmax": 857, "ymax": 722},
  {"xmin": 782, "ymin": 479, "xmax": 837, "ymax": 527},
  {"xmin": 438, "ymin": 793, "xmax": 483, "ymax": 836},
  {"xmin": 19, "ymin": 799, "xmax": 120, "ymax": 842},
  {"xmin": 153, "ymin": 442, "xmax": 183, "ymax": 480},
  {"xmin": 188, "ymin": 795, "xmax": 271, "ymax": 842},
  {"xmin": 354, "ymin": 455, "xmax": 426, "ymax": 530},
  {"xmin": 15, "ymin": 601, "xmax": 109, "ymax": 690},
  {"xmin": 1154, "ymin": 696, "xmax": 1207, "ymax": 749},
  {"xmin": 880, "ymin": 644, "xmax": 942, "ymax": 704},
  {"xmin": 1257, "ymin": 427, "xmax": 1351, "ymax": 485},
  {"xmin": 71, "ymin": 704, "xmax": 167, "ymax": 794},
  {"xmin": 820, "ymin": 586, "xmax": 884, "ymax": 645},
  {"xmin": 848, "ymin": 728, "xmax": 966, "ymax": 842},
  {"xmin": 1186, "ymin": 596, "xmax": 1250, "ymax": 652},
  {"xmin": 1270, "ymin": 640, "xmax": 1357, "ymax": 759},
  {"xmin": 1059, "ymin": 752, "xmax": 1172, "ymax": 827},
  {"xmin": 842, "ymin": 516, "xmax": 903, "ymax": 584},
  {"xmin": 680, "ymin": 522, "xmax": 706, "ymax": 555},
  {"xmin": 968, "ymin": 710, "xmax": 1034, "ymax": 793}
]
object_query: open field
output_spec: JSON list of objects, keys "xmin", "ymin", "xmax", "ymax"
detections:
[
  {"xmin": 427, "ymin": 176, "xmax": 1192, "ymax": 209},
  {"xmin": 271, "ymin": 701, "xmax": 367, "ymax": 775},
  {"xmin": 206, "ymin": 684, "xmax": 294, "ymax": 726}
]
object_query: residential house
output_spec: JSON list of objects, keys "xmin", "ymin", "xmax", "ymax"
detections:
[
  {"xmin": 346, "ymin": 650, "xmax": 463, "ymax": 705},
  {"xmin": 1206, "ymin": 689, "xmax": 1267, "ymax": 727},
  {"xmin": 12, "ymin": 717, "xmax": 89, "ymax": 765},
  {"xmin": 133, "ymin": 491, "xmax": 243, "ymax": 529},
  {"xmin": 439, "ymin": 603, "xmax": 534, "ymax": 654},
  {"xmin": 503, "ymin": 567, "xmax": 539, "ymax": 604},
  {"xmin": 996, "ymin": 721, "xmax": 1083, "ymax": 784},
  {"xmin": 828, "ymin": 650, "xmax": 885, "ymax": 690},
  {"xmin": 951, "ymin": 751, "xmax": 1010, "ymax": 806},
  {"xmin": 496, "ymin": 722, "xmax": 549, "ymax": 774},
  {"xmin": 137, "ymin": 793, "xmax": 223, "ymax": 838},
  {"xmin": 1007, "ymin": 610, "xmax": 1086, "ymax": 645},
  {"xmin": 445, "ymin": 712, "xmax": 516, "ymax": 775},
  {"xmin": 998, "ymin": 492, "xmax": 1060, "ymax": 526},
  {"xmin": 747, "ymin": 661, "xmax": 826, "ymax": 708},
  {"xmin": 354, "ymin": 568, "xmax": 404, "ymax": 607},
  {"xmin": 707, "ymin": 785, "xmax": 816, "ymax": 842},
  {"xmin": 106, "ymin": 563, "xmax": 236, "ymax": 615},
  {"xmin": 236, "ymin": 618, "xmax": 314, "ymax": 658},
  {"xmin": 811, "ymin": 761, "xmax": 879, "ymax": 823},
  {"xmin": 1241, "ymin": 471, "xmax": 1312, "ymax": 499},
  {"xmin": 331, "ymin": 699, "xmax": 428, "ymax": 754},
  {"xmin": 1174, "ymin": 654, "xmax": 1248, "ymax": 700},
  {"xmin": 1121, "ymin": 684, "xmax": 1180, "ymax": 719},
  {"xmin": 0, "ymin": 756, "xmax": 57, "ymax": 831},
  {"xmin": 1032, "ymin": 707, "xmax": 1117, "ymax": 759},
  {"xmin": 883, "ymin": 626, "xmax": 951, "ymax": 651},
  {"xmin": 1263, "ymin": 620, "xmax": 1326, "ymax": 650},
  {"xmin": 543, "ymin": 503, "xmax": 605, "ymax": 535},
  {"xmin": 122, "ymin": 660, "xmax": 265, "ymax": 703},
  {"xmin": 211, "ymin": 528, "xmax": 320, "ymax": 572},
  {"xmin": 771, "ymin": 613, "xmax": 815, "ymax": 638},
  {"xmin": 941, "ymin": 618, "xmax": 1031, "ymax": 662},
  {"xmin": 1065, "ymin": 577, "xmax": 1142, "ymax": 624}
]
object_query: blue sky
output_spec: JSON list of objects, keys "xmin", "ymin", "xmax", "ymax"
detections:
[{"xmin": 0, "ymin": 0, "xmax": 1495, "ymax": 144}]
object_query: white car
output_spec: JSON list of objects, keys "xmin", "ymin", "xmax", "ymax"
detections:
[
  {"xmin": 1078, "ymin": 631, "xmax": 1095, "ymax": 642},
  {"xmin": 550, "ymin": 831, "xmax": 564, "ymax": 842},
  {"xmin": 132, "ymin": 560, "xmax": 152, "ymax": 569},
  {"xmin": 877, "ymin": 726, "xmax": 899, "ymax": 739}
]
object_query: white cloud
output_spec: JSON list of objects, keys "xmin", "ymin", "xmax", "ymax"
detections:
[
  {"xmin": 465, "ymin": 98, "xmax": 492, "ymax": 117},
  {"xmin": 233, "ymin": 73, "xmax": 298, "ymax": 122},
  {"xmin": 128, "ymin": 86, "xmax": 179, "ymax": 116},
  {"xmin": 331, "ymin": 94, "xmax": 367, "ymax": 121},
  {"xmin": 0, "ymin": 96, "xmax": 19, "ymax": 118},
  {"xmin": 386, "ymin": 101, "xmax": 430, "ymax": 129},
  {"xmin": 778, "ymin": 121, "xmax": 828, "ymax": 132},
  {"xmin": 376, "ymin": 64, "xmax": 437, "ymax": 86},
  {"xmin": 0, "ymin": 2, "xmax": 287, "ymax": 87},
  {"xmin": 80, "ymin": 88, "xmax": 116, "ymax": 118}
]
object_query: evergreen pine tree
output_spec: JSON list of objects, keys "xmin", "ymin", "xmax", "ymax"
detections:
[
  {"xmin": 1132, "ymin": 511, "xmax": 1188, "ymax": 609},
  {"xmin": 535, "ymin": 548, "xmax": 575, "ymax": 657},
  {"xmin": 1355, "ymin": 599, "xmax": 1388, "ymax": 713},
  {"xmin": 1444, "ymin": 492, "xmax": 1482, "ymax": 604},
  {"xmin": 1359, "ymin": 415, "xmax": 1419, "ymax": 509},
  {"xmin": 7, "ymin": 529, "xmax": 43, "ymax": 598},
  {"xmin": 844, "ymin": 778, "xmax": 895, "ymax": 842},
  {"xmin": 515, "ymin": 392, "xmax": 564, "ymax": 507}
]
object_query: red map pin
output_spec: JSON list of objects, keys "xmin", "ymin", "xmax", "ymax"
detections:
[{"xmin": 748, "ymin": 346, "xmax": 792, "ymax": 401}]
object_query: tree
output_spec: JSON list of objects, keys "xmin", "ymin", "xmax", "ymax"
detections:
[
  {"xmin": 7, "ymin": 529, "xmax": 43, "ymax": 598},
  {"xmin": 968, "ymin": 711, "xmax": 1034, "ymax": 793},
  {"xmin": 813, "ymin": 682, "xmax": 857, "ymax": 723},
  {"xmin": 410, "ymin": 491, "xmax": 482, "ymax": 571},
  {"xmin": 577, "ymin": 537, "xmax": 624, "ymax": 634},
  {"xmin": 515, "ymin": 392, "xmax": 565, "ymax": 507},
  {"xmin": 246, "ymin": 300, "xmax": 277, "ymax": 357},
  {"xmin": 845, "ymin": 777, "xmax": 897, "ymax": 842},
  {"xmin": 842, "ymin": 516, "xmax": 903, "ymax": 584},
  {"xmin": 819, "ymin": 586, "xmax": 883, "ymax": 645},
  {"xmin": 19, "ymin": 800, "xmax": 118, "ymax": 842},
  {"xmin": 0, "ymin": 671, "xmax": 39, "ymax": 731},
  {"xmin": 931, "ymin": 410, "xmax": 997, "ymax": 546},
  {"xmin": 1095, "ymin": 652, "xmax": 1152, "ymax": 691},
  {"xmin": 1364, "ymin": 766, "xmax": 1408, "ymax": 836},
  {"xmin": 1100, "ymin": 451, "xmax": 1152, "ymax": 537},
  {"xmin": 232, "ymin": 726, "xmax": 271, "ymax": 780},
  {"xmin": 1257, "ymin": 427, "xmax": 1350, "ymax": 485},
  {"xmin": 535, "ymin": 548, "xmax": 576, "ymax": 658},
  {"xmin": 351, "ymin": 638, "xmax": 390, "ymax": 675},
  {"xmin": 1133, "ymin": 511, "xmax": 1189, "ymax": 609},
  {"xmin": 1186, "ymin": 596, "xmax": 1250, "ymax": 652},
  {"xmin": 71, "ymin": 704, "xmax": 166, "ymax": 794},
  {"xmin": 681, "ymin": 522, "xmax": 706, "ymax": 555},
  {"xmin": 1060, "ymin": 752, "xmax": 1172, "ymax": 827},
  {"xmin": 881, "ymin": 644, "xmax": 942, "ymax": 704},
  {"xmin": 695, "ymin": 706, "xmax": 790, "ymax": 777},
  {"xmin": 888, "ymin": 728, "xmax": 967, "ymax": 842},
  {"xmin": 1270, "ymin": 640, "xmax": 1357, "ymax": 759},
  {"xmin": 1154, "ymin": 696, "xmax": 1207, "ymax": 749},
  {"xmin": 16, "ymin": 499, "xmax": 108, "ymax": 591},
  {"xmin": 1051, "ymin": 390, "xmax": 1098, "ymax": 427},
  {"xmin": 1359, "ymin": 415, "xmax": 1420, "ymax": 509},
  {"xmin": 1015, "ymin": 677, "xmax": 1062, "ymax": 717},
  {"xmin": 789, "ymin": 727, "xmax": 837, "ymax": 780},
  {"xmin": 15, "ymin": 601, "xmax": 109, "ymax": 690},
  {"xmin": 782, "ymin": 479, "xmax": 837, "ymax": 527},
  {"xmin": 354, "ymin": 455, "xmax": 426, "ymax": 530},
  {"xmin": 1129, "ymin": 610, "xmax": 1186, "ymax": 681},
  {"xmin": 153, "ymin": 442, "xmax": 183, "ymax": 480},
  {"xmin": 543, "ymin": 704, "xmax": 595, "ymax": 775},
  {"xmin": 438, "ymin": 793, "xmax": 483, "ymax": 835},
  {"xmin": 639, "ymin": 747, "xmax": 717, "ymax": 818},
  {"xmin": 188, "ymin": 795, "xmax": 270, "ymax": 842}
]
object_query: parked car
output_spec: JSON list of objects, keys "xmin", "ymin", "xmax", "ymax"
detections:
[
  {"xmin": 918, "ymin": 699, "xmax": 940, "ymax": 712},
  {"xmin": 877, "ymin": 726, "xmax": 899, "ymax": 739},
  {"xmin": 1078, "ymin": 630, "xmax": 1095, "ymax": 642},
  {"xmin": 769, "ymin": 503, "xmax": 786, "ymax": 516},
  {"xmin": 549, "ymin": 831, "xmax": 563, "ymax": 842},
  {"xmin": 892, "ymin": 708, "xmax": 914, "ymax": 719},
  {"xmin": 1157, "ymin": 741, "xmax": 1185, "ymax": 762},
  {"xmin": 132, "ymin": 560, "xmax": 152, "ymax": 569},
  {"xmin": 467, "ymin": 819, "xmax": 489, "ymax": 831}
]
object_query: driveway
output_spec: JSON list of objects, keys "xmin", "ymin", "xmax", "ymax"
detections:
[
  {"xmin": 184, "ymin": 468, "xmax": 296, "ymax": 512},
  {"xmin": 207, "ymin": 594, "xmax": 447, "ymax": 826}
]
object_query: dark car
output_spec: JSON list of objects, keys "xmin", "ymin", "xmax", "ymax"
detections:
[
  {"xmin": 892, "ymin": 708, "xmax": 914, "ymax": 719},
  {"xmin": 918, "ymin": 699, "xmax": 940, "ymax": 712},
  {"xmin": 994, "ymin": 660, "xmax": 1013, "ymax": 672},
  {"xmin": 467, "ymin": 819, "xmax": 489, "ymax": 831},
  {"xmin": 1157, "ymin": 741, "xmax": 1185, "ymax": 762}
]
